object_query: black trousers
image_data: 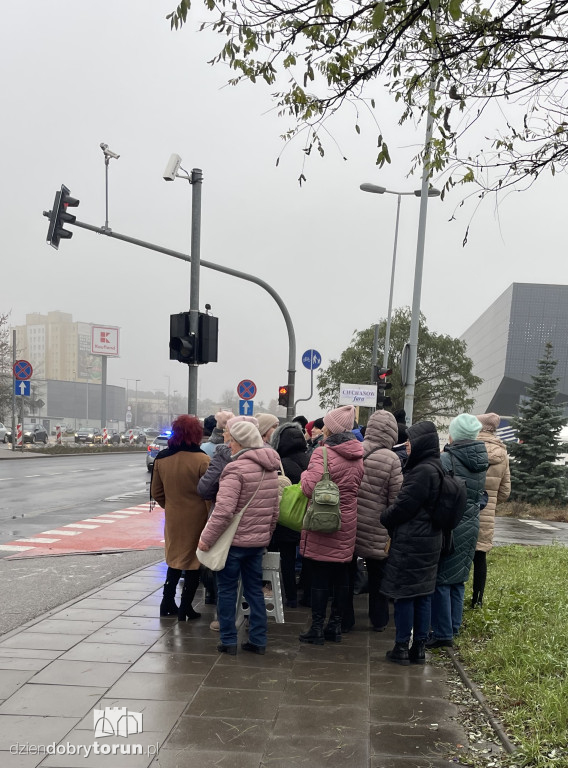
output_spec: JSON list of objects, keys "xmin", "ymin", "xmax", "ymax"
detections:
[
  {"xmin": 366, "ymin": 557, "xmax": 390, "ymax": 629},
  {"xmin": 309, "ymin": 559, "xmax": 349, "ymax": 598},
  {"xmin": 472, "ymin": 550, "xmax": 487, "ymax": 604}
]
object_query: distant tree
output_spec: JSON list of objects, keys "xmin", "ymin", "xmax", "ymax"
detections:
[
  {"xmin": 0, "ymin": 313, "xmax": 11, "ymax": 422},
  {"xmin": 508, "ymin": 342, "xmax": 568, "ymax": 504},
  {"xmin": 317, "ymin": 307, "xmax": 481, "ymax": 423}
]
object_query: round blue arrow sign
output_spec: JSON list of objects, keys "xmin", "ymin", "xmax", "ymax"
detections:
[{"xmin": 302, "ymin": 349, "xmax": 322, "ymax": 370}]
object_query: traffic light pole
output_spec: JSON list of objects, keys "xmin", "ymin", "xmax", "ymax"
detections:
[
  {"xmin": 188, "ymin": 169, "xmax": 202, "ymax": 416},
  {"xmin": 66, "ymin": 218, "xmax": 297, "ymax": 420}
]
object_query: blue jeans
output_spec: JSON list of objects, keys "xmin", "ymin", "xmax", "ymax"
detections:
[
  {"xmin": 430, "ymin": 583, "xmax": 465, "ymax": 640},
  {"xmin": 216, "ymin": 546, "xmax": 266, "ymax": 647},
  {"xmin": 393, "ymin": 596, "xmax": 431, "ymax": 644}
]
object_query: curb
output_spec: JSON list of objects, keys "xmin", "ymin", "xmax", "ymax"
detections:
[{"xmin": 447, "ymin": 647, "xmax": 517, "ymax": 755}]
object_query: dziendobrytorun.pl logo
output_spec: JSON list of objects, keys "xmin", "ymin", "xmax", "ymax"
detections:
[{"xmin": 10, "ymin": 707, "xmax": 160, "ymax": 758}]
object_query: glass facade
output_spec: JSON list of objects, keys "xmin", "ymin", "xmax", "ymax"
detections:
[{"xmin": 461, "ymin": 283, "xmax": 568, "ymax": 416}]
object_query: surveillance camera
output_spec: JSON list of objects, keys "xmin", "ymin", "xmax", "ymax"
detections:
[
  {"xmin": 100, "ymin": 143, "xmax": 120, "ymax": 160},
  {"xmin": 163, "ymin": 153, "xmax": 182, "ymax": 181},
  {"xmin": 205, "ymin": 303, "xmax": 211, "ymax": 311}
]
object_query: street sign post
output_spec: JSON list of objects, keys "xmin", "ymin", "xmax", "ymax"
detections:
[
  {"xmin": 296, "ymin": 349, "xmax": 323, "ymax": 408},
  {"xmin": 237, "ymin": 379, "xmax": 257, "ymax": 401},
  {"xmin": 239, "ymin": 400, "xmax": 254, "ymax": 416},
  {"xmin": 14, "ymin": 380, "xmax": 31, "ymax": 397},
  {"xmin": 13, "ymin": 360, "xmax": 33, "ymax": 381}
]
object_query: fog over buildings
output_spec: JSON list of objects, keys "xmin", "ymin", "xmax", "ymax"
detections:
[{"xmin": 2, "ymin": 1, "xmax": 567, "ymax": 421}]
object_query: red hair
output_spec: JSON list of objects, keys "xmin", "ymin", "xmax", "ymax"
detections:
[{"xmin": 168, "ymin": 414, "xmax": 203, "ymax": 448}]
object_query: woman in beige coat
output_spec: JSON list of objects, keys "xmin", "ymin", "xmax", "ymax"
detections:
[
  {"xmin": 151, "ymin": 415, "xmax": 210, "ymax": 620},
  {"xmin": 472, "ymin": 413, "xmax": 511, "ymax": 607}
]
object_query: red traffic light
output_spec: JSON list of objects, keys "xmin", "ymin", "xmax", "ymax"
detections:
[
  {"xmin": 278, "ymin": 385, "xmax": 290, "ymax": 407},
  {"xmin": 378, "ymin": 367, "xmax": 392, "ymax": 380}
]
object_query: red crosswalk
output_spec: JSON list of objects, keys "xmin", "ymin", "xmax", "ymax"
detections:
[{"xmin": 0, "ymin": 503, "xmax": 165, "ymax": 559}]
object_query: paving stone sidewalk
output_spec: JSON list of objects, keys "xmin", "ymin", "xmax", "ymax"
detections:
[{"xmin": 0, "ymin": 561, "xmax": 470, "ymax": 768}]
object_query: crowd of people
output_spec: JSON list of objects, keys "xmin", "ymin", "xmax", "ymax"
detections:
[{"xmin": 150, "ymin": 403, "xmax": 510, "ymax": 660}]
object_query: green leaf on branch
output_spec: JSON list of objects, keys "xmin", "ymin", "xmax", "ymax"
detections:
[{"xmin": 371, "ymin": 2, "xmax": 386, "ymax": 29}]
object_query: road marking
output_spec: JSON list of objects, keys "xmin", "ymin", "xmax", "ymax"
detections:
[
  {"xmin": 112, "ymin": 509, "xmax": 145, "ymax": 515},
  {"xmin": 84, "ymin": 518, "xmax": 115, "ymax": 524},
  {"xmin": 521, "ymin": 520, "xmax": 559, "ymax": 530},
  {"xmin": 46, "ymin": 473, "xmax": 63, "ymax": 476},
  {"xmin": 43, "ymin": 530, "xmax": 81, "ymax": 536},
  {"xmin": 24, "ymin": 475, "xmax": 42, "ymax": 478},
  {"xmin": 63, "ymin": 523, "xmax": 98, "ymax": 529},
  {"xmin": 15, "ymin": 537, "xmax": 60, "ymax": 544},
  {"xmin": 98, "ymin": 514, "xmax": 131, "ymax": 520},
  {"xmin": 0, "ymin": 544, "xmax": 35, "ymax": 552},
  {"xmin": 70, "ymin": 470, "xmax": 85, "ymax": 473},
  {"xmin": 0, "ymin": 478, "xmax": 15, "ymax": 481}
]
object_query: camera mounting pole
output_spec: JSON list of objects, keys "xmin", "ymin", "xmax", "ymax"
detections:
[{"xmin": 100, "ymin": 143, "xmax": 120, "ymax": 232}]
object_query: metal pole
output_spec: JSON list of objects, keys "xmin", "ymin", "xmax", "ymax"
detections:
[
  {"xmin": 101, "ymin": 357, "xmax": 107, "ymax": 428},
  {"xmin": 294, "ymin": 366, "xmax": 314, "ymax": 407},
  {"xmin": 384, "ymin": 194, "xmax": 401, "ymax": 369},
  {"xmin": 135, "ymin": 379, "xmax": 139, "ymax": 426},
  {"xmin": 67, "ymin": 218, "xmax": 298, "ymax": 420},
  {"xmin": 188, "ymin": 168, "xmax": 202, "ymax": 416},
  {"xmin": 11, "ymin": 330, "xmax": 16, "ymax": 450},
  {"xmin": 403, "ymin": 77, "xmax": 436, "ymax": 425}
]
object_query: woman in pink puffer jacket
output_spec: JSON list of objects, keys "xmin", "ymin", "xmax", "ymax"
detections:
[
  {"xmin": 198, "ymin": 417, "xmax": 279, "ymax": 657},
  {"xmin": 299, "ymin": 405, "xmax": 364, "ymax": 645}
]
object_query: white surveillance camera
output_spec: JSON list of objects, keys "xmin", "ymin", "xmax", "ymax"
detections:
[
  {"xmin": 100, "ymin": 143, "xmax": 120, "ymax": 160},
  {"xmin": 163, "ymin": 153, "xmax": 182, "ymax": 181}
]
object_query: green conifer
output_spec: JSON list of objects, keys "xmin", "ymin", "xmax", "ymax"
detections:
[{"xmin": 509, "ymin": 342, "xmax": 567, "ymax": 503}]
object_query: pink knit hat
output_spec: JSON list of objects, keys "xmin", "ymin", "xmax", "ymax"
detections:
[
  {"xmin": 324, "ymin": 405, "xmax": 355, "ymax": 435},
  {"xmin": 227, "ymin": 416, "xmax": 262, "ymax": 448},
  {"xmin": 477, "ymin": 413, "xmax": 500, "ymax": 433},
  {"xmin": 256, "ymin": 413, "xmax": 279, "ymax": 437},
  {"xmin": 215, "ymin": 411, "xmax": 235, "ymax": 430}
]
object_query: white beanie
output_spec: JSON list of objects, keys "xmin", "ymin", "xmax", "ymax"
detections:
[
  {"xmin": 256, "ymin": 413, "xmax": 279, "ymax": 437},
  {"xmin": 227, "ymin": 416, "xmax": 263, "ymax": 449}
]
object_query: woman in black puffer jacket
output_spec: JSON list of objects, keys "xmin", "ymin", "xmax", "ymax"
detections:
[
  {"xmin": 270, "ymin": 422, "xmax": 309, "ymax": 607},
  {"xmin": 380, "ymin": 421, "xmax": 443, "ymax": 665}
]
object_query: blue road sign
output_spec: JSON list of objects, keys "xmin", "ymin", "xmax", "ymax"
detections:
[
  {"xmin": 13, "ymin": 360, "xmax": 33, "ymax": 380},
  {"xmin": 237, "ymin": 379, "xmax": 257, "ymax": 400},
  {"xmin": 14, "ymin": 380, "xmax": 31, "ymax": 396},
  {"xmin": 239, "ymin": 399, "xmax": 254, "ymax": 416},
  {"xmin": 302, "ymin": 349, "xmax": 322, "ymax": 370}
]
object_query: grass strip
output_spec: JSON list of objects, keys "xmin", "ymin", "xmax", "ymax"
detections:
[{"xmin": 459, "ymin": 544, "xmax": 568, "ymax": 767}]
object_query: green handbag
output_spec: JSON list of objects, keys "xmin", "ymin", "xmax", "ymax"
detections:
[{"xmin": 278, "ymin": 482, "xmax": 309, "ymax": 532}]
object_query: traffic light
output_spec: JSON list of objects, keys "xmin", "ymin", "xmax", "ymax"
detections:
[
  {"xmin": 375, "ymin": 366, "xmax": 393, "ymax": 409},
  {"xmin": 169, "ymin": 312, "xmax": 196, "ymax": 364},
  {"xmin": 278, "ymin": 385, "xmax": 290, "ymax": 408},
  {"xmin": 46, "ymin": 185, "xmax": 80, "ymax": 250},
  {"xmin": 197, "ymin": 312, "xmax": 218, "ymax": 364}
]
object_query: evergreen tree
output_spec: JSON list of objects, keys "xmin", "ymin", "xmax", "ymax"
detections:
[{"xmin": 509, "ymin": 342, "xmax": 567, "ymax": 504}]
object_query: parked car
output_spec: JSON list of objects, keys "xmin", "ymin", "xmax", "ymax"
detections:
[
  {"xmin": 0, "ymin": 422, "xmax": 7, "ymax": 443},
  {"xmin": 109, "ymin": 430, "xmax": 121, "ymax": 445},
  {"xmin": 146, "ymin": 434, "xmax": 170, "ymax": 471},
  {"xmin": 121, "ymin": 429, "xmax": 147, "ymax": 445},
  {"xmin": 6, "ymin": 424, "xmax": 49, "ymax": 444},
  {"xmin": 75, "ymin": 428, "xmax": 99, "ymax": 444}
]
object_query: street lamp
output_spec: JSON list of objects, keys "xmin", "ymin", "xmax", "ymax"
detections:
[
  {"xmin": 360, "ymin": 183, "xmax": 440, "ymax": 381},
  {"xmin": 135, "ymin": 379, "xmax": 140, "ymax": 427},
  {"xmin": 163, "ymin": 154, "xmax": 202, "ymax": 416}
]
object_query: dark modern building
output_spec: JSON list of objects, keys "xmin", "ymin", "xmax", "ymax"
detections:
[{"xmin": 460, "ymin": 283, "xmax": 568, "ymax": 417}]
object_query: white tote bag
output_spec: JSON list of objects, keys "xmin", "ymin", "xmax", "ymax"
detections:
[{"xmin": 197, "ymin": 471, "xmax": 265, "ymax": 571}]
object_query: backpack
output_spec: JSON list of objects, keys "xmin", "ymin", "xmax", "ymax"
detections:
[
  {"xmin": 303, "ymin": 446, "xmax": 341, "ymax": 533},
  {"xmin": 427, "ymin": 455, "xmax": 467, "ymax": 531}
]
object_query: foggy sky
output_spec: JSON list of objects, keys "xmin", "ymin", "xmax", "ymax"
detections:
[{"xmin": 2, "ymin": 1, "xmax": 566, "ymax": 421}]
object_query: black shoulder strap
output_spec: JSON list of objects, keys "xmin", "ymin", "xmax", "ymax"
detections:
[{"xmin": 363, "ymin": 446, "xmax": 382, "ymax": 461}]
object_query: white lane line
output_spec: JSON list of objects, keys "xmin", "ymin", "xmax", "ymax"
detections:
[
  {"xmin": 63, "ymin": 523, "xmax": 98, "ymax": 529},
  {"xmin": 98, "ymin": 514, "xmax": 130, "ymax": 519},
  {"xmin": 0, "ymin": 478, "xmax": 15, "ymax": 481},
  {"xmin": 0, "ymin": 544, "xmax": 35, "ymax": 552},
  {"xmin": 521, "ymin": 520, "xmax": 559, "ymax": 530},
  {"xmin": 70, "ymin": 470, "xmax": 85, "ymax": 473},
  {"xmin": 112, "ymin": 510, "xmax": 145, "ymax": 515},
  {"xmin": 46, "ymin": 473, "xmax": 63, "ymax": 476},
  {"xmin": 84, "ymin": 518, "xmax": 115, "ymax": 524},
  {"xmin": 43, "ymin": 530, "xmax": 81, "ymax": 536},
  {"xmin": 15, "ymin": 537, "xmax": 60, "ymax": 544},
  {"xmin": 24, "ymin": 475, "xmax": 42, "ymax": 478}
]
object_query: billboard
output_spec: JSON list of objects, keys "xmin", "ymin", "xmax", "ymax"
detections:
[{"xmin": 91, "ymin": 325, "xmax": 120, "ymax": 357}]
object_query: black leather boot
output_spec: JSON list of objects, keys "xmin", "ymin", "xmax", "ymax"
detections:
[
  {"xmin": 178, "ymin": 570, "xmax": 201, "ymax": 621},
  {"xmin": 386, "ymin": 642, "xmax": 410, "ymax": 665},
  {"xmin": 160, "ymin": 567, "xmax": 181, "ymax": 616},
  {"xmin": 408, "ymin": 640, "xmax": 426, "ymax": 664},
  {"xmin": 325, "ymin": 586, "xmax": 349, "ymax": 643},
  {"xmin": 299, "ymin": 588, "xmax": 328, "ymax": 645}
]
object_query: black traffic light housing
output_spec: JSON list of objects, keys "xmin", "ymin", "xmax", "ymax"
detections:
[
  {"xmin": 374, "ymin": 366, "xmax": 393, "ymax": 409},
  {"xmin": 46, "ymin": 185, "xmax": 80, "ymax": 250},
  {"xmin": 170, "ymin": 311, "xmax": 219, "ymax": 365},
  {"xmin": 278, "ymin": 385, "xmax": 290, "ymax": 408},
  {"xmin": 170, "ymin": 312, "xmax": 196, "ymax": 364}
]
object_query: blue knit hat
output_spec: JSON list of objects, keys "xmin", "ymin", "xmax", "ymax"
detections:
[{"xmin": 449, "ymin": 413, "xmax": 482, "ymax": 442}]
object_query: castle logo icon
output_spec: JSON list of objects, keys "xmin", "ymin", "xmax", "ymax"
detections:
[{"xmin": 93, "ymin": 707, "xmax": 143, "ymax": 738}]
